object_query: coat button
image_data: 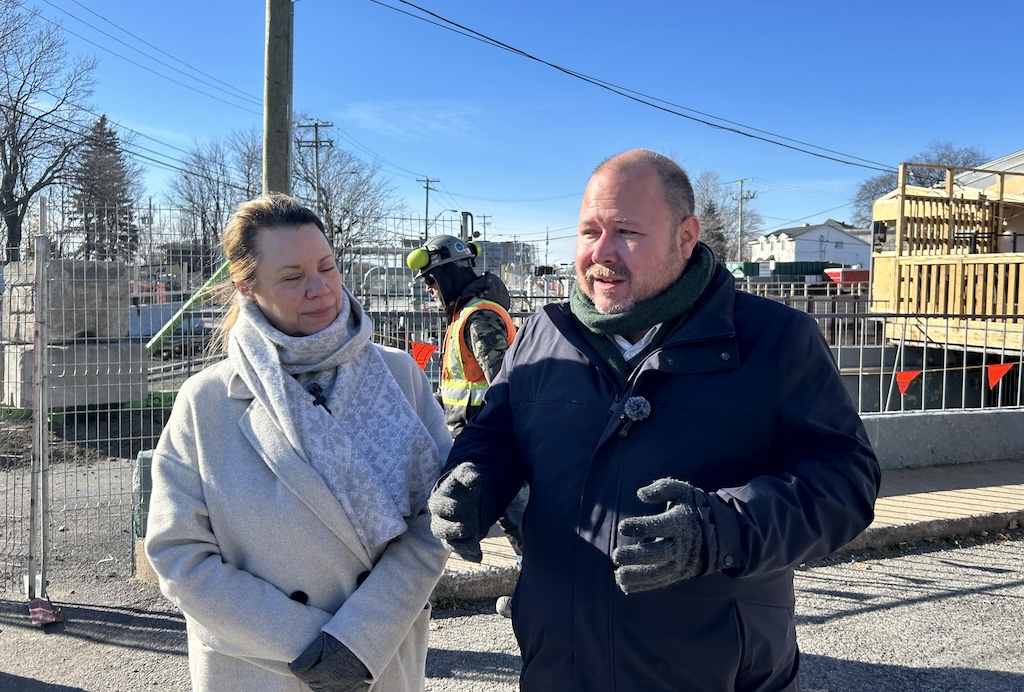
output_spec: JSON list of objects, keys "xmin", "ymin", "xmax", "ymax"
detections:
[
  {"xmin": 357, "ymin": 571, "xmax": 371, "ymax": 586},
  {"xmin": 720, "ymin": 352, "xmax": 731, "ymax": 361},
  {"xmin": 665, "ymin": 357, "xmax": 674, "ymax": 365},
  {"xmin": 289, "ymin": 590, "xmax": 309, "ymax": 604},
  {"xmin": 723, "ymin": 555, "xmax": 734, "ymax": 567}
]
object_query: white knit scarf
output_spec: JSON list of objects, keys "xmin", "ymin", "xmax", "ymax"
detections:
[{"xmin": 228, "ymin": 288, "xmax": 440, "ymax": 550}]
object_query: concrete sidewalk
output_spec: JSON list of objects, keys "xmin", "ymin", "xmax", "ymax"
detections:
[{"xmin": 432, "ymin": 458, "xmax": 1024, "ymax": 603}]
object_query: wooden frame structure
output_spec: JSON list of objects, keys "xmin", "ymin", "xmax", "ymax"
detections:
[{"xmin": 871, "ymin": 162, "xmax": 1024, "ymax": 351}]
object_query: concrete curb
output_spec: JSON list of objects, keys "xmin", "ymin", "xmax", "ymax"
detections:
[
  {"xmin": 841, "ymin": 510, "xmax": 1024, "ymax": 554},
  {"xmin": 427, "ymin": 510, "xmax": 1024, "ymax": 604},
  {"xmin": 431, "ymin": 565, "xmax": 520, "ymax": 605}
]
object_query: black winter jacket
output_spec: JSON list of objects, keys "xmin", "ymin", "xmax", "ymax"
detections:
[{"xmin": 446, "ymin": 263, "xmax": 880, "ymax": 691}]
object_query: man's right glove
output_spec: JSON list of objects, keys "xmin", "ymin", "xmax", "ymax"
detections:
[{"xmin": 428, "ymin": 461, "xmax": 490, "ymax": 562}]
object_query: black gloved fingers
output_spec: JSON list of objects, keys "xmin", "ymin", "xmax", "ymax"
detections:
[
  {"xmin": 290, "ymin": 633, "xmax": 370, "ymax": 691},
  {"xmin": 615, "ymin": 561, "xmax": 679, "ymax": 594},
  {"xmin": 430, "ymin": 515, "xmax": 470, "ymax": 541},
  {"xmin": 618, "ymin": 503, "xmax": 694, "ymax": 538},
  {"xmin": 430, "ymin": 516, "xmax": 484, "ymax": 561},
  {"xmin": 427, "ymin": 495, "xmax": 464, "ymax": 526},
  {"xmin": 636, "ymin": 477, "xmax": 694, "ymax": 505},
  {"xmin": 428, "ymin": 463, "xmax": 483, "ymax": 514},
  {"xmin": 445, "ymin": 538, "xmax": 483, "ymax": 563},
  {"xmin": 612, "ymin": 539, "xmax": 674, "ymax": 567},
  {"xmin": 428, "ymin": 461, "xmax": 490, "ymax": 563}
]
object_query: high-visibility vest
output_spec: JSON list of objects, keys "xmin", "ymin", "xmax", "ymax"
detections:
[{"xmin": 439, "ymin": 299, "xmax": 516, "ymax": 418}]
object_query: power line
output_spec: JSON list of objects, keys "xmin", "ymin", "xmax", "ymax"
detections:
[
  {"xmin": 0, "ymin": 93, "xmax": 251, "ymax": 195},
  {"xmin": 0, "ymin": 61, "xmax": 252, "ymax": 191},
  {"xmin": 760, "ymin": 203, "xmax": 856, "ymax": 233},
  {"xmin": 372, "ymin": 0, "xmax": 897, "ymax": 173},
  {"xmin": 37, "ymin": 2, "xmax": 436, "ymax": 186},
  {"xmin": 330, "ymin": 125, "xmax": 426, "ymax": 179},
  {"xmin": 27, "ymin": 4, "xmax": 262, "ymax": 116},
  {"xmin": 296, "ymin": 121, "xmax": 335, "ymax": 219},
  {"xmin": 60, "ymin": 0, "xmax": 260, "ymax": 105}
]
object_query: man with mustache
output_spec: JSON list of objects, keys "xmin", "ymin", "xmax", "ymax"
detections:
[{"xmin": 429, "ymin": 149, "xmax": 880, "ymax": 691}]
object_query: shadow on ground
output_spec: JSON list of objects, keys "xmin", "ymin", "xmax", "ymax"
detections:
[{"xmin": 801, "ymin": 653, "xmax": 1024, "ymax": 691}]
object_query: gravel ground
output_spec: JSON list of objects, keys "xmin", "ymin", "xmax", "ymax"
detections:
[{"xmin": 3, "ymin": 533, "xmax": 1024, "ymax": 691}]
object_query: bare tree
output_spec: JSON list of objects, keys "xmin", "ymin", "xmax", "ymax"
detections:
[
  {"xmin": 165, "ymin": 138, "xmax": 241, "ymax": 274},
  {"xmin": 852, "ymin": 141, "xmax": 989, "ymax": 227},
  {"xmin": 0, "ymin": 1, "xmax": 96, "ymax": 261},
  {"xmin": 692, "ymin": 171, "xmax": 763, "ymax": 262},
  {"xmin": 227, "ymin": 126, "xmax": 262, "ymax": 200},
  {"xmin": 292, "ymin": 123, "xmax": 405, "ymax": 269}
]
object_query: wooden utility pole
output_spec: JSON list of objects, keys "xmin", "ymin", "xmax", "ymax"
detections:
[
  {"xmin": 417, "ymin": 177, "xmax": 439, "ymax": 242},
  {"xmin": 731, "ymin": 178, "xmax": 756, "ymax": 262},
  {"xmin": 264, "ymin": 0, "xmax": 293, "ymax": 194},
  {"xmin": 296, "ymin": 121, "xmax": 334, "ymax": 220}
]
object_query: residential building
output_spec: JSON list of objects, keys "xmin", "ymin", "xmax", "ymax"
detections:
[{"xmin": 749, "ymin": 219, "xmax": 870, "ymax": 267}]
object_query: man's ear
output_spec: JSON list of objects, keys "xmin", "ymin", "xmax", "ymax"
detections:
[{"xmin": 678, "ymin": 215, "xmax": 701, "ymax": 260}]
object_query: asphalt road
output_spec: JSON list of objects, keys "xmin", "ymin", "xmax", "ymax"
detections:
[{"xmin": 1, "ymin": 533, "xmax": 1022, "ymax": 691}]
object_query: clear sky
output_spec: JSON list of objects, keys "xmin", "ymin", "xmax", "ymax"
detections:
[{"xmin": 33, "ymin": 0, "xmax": 1024, "ymax": 264}]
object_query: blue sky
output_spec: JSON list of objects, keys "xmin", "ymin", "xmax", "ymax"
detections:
[{"xmin": 34, "ymin": 0, "xmax": 1023, "ymax": 264}]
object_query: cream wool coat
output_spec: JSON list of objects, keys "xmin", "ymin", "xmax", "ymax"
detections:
[{"xmin": 145, "ymin": 346, "xmax": 452, "ymax": 692}]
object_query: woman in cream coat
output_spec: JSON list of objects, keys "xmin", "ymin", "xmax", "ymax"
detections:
[{"xmin": 145, "ymin": 194, "xmax": 451, "ymax": 691}]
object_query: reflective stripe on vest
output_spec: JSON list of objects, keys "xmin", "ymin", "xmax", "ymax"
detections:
[{"xmin": 439, "ymin": 299, "xmax": 516, "ymax": 411}]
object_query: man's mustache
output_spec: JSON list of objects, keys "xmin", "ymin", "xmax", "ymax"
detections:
[{"xmin": 585, "ymin": 265, "xmax": 629, "ymax": 281}]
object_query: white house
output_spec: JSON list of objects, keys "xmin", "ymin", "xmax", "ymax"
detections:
[{"xmin": 749, "ymin": 219, "xmax": 870, "ymax": 267}]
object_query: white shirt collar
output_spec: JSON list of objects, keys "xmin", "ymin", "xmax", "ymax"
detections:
[{"xmin": 611, "ymin": 323, "xmax": 662, "ymax": 361}]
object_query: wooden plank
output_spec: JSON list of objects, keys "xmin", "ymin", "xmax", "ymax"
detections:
[
  {"xmin": 997, "ymin": 264, "xmax": 1008, "ymax": 315},
  {"xmin": 911, "ymin": 263, "xmax": 920, "ymax": 313},
  {"xmin": 965, "ymin": 263, "xmax": 976, "ymax": 314},
  {"xmin": 938, "ymin": 264, "xmax": 949, "ymax": 315},
  {"xmin": 986, "ymin": 262, "xmax": 996, "ymax": 315},
  {"xmin": 950, "ymin": 257, "xmax": 958, "ymax": 315}
]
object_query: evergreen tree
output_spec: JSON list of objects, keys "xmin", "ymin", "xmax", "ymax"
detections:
[
  {"xmin": 697, "ymin": 198, "xmax": 732, "ymax": 262},
  {"xmin": 69, "ymin": 115, "xmax": 143, "ymax": 261}
]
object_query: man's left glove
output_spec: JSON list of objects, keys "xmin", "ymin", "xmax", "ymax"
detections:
[
  {"xmin": 428, "ymin": 461, "xmax": 492, "ymax": 563},
  {"xmin": 612, "ymin": 477, "xmax": 708, "ymax": 595},
  {"xmin": 289, "ymin": 632, "xmax": 371, "ymax": 692}
]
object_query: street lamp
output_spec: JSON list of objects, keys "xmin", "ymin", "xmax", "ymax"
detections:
[{"xmin": 424, "ymin": 209, "xmax": 457, "ymax": 242}]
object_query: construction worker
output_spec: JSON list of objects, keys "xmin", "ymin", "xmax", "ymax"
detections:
[
  {"xmin": 407, "ymin": 234, "xmax": 526, "ymax": 617},
  {"xmin": 406, "ymin": 235, "xmax": 517, "ymax": 435}
]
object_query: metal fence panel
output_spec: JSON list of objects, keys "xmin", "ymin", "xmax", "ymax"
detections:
[{"xmin": 3, "ymin": 204, "xmax": 1024, "ymax": 600}]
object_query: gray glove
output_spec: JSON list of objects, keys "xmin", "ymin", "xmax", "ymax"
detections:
[
  {"xmin": 289, "ymin": 632, "xmax": 370, "ymax": 692},
  {"xmin": 428, "ymin": 461, "xmax": 490, "ymax": 562},
  {"xmin": 612, "ymin": 478, "xmax": 707, "ymax": 595}
]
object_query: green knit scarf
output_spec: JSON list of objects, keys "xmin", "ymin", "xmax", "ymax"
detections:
[{"xmin": 569, "ymin": 242, "xmax": 716, "ymax": 387}]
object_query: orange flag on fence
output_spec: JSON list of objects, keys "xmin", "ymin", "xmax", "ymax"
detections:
[
  {"xmin": 987, "ymin": 363, "xmax": 1014, "ymax": 390},
  {"xmin": 410, "ymin": 341, "xmax": 437, "ymax": 370},
  {"xmin": 895, "ymin": 370, "xmax": 922, "ymax": 395}
]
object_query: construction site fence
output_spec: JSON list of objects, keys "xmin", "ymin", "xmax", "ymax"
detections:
[{"xmin": 1, "ymin": 262, "xmax": 1021, "ymax": 605}]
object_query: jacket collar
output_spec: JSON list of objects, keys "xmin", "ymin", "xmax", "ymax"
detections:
[
  {"xmin": 660, "ymin": 262, "xmax": 737, "ymax": 347},
  {"xmin": 545, "ymin": 262, "xmax": 741, "ymax": 380},
  {"xmin": 227, "ymin": 371, "xmax": 253, "ymax": 400}
]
